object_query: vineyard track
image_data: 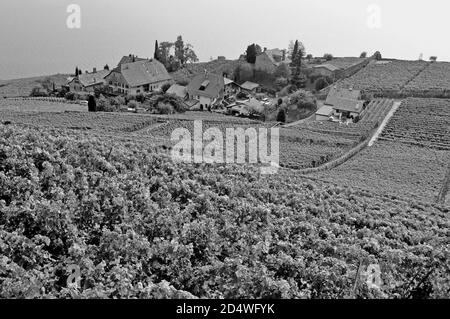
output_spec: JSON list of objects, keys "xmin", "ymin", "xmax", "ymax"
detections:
[{"xmin": 368, "ymin": 101, "xmax": 401, "ymax": 147}]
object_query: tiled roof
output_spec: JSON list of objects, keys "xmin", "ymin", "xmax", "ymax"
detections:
[
  {"xmin": 240, "ymin": 81, "xmax": 260, "ymax": 91},
  {"xmin": 325, "ymin": 87, "xmax": 361, "ymax": 106},
  {"xmin": 71, "ymin": 69, "xmax": 110, "ymax": 87},
  {"xmin": 120, "ymin": 60, "xmax": 172, "ymax": 87},
  {"xmin": 332, "ymin": 98, "xmax": 365, "ymax": 114},
  {"xmin": 316, "ymin": 105, "xmax": 334, "ymax": 116},
  {"xmin": 166, "ymin": 84, "xmax": 187, "ymax": 98},
  {"xmin": 118, "ymin": 55, "xmax": 147, "ymax": 67},
  {"xmin": 186, "ymin": 73, "xmax": 224, "ymax": 98}
]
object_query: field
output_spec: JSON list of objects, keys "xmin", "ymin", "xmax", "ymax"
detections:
[
  {"xmin": 403, "ymin": 62, "xmax": 450, "ymax": 95},
  {"xmin": 339, "ymin": 60, "xmax": 428, "ymax": 96},
  {"xmin": 0, "ymin": 124, "xmax": 448, "ymax": 299},
  {"xmin": 0, "ymin": 99, "xmax": 86, "ymax": 113},
  {"xmin": 0, "ymin": 74, "xmax": 70, "ymax": 98},
  {"xmin": 379, "ymin": 98, "xmax": 450, "ymax": 150},
  {"xmin": 313, "ymin": 141, "xmax": 450, "ymax": 204}
]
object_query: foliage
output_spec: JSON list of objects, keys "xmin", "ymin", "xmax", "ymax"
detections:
[
  {"xmin": 0, "ymin": 124, "xmax": 448, "ymax": 299},
  {"xmin": 315, "ymin": 76, "xmax": 333, "ymax": 91},
  {"xmin": 274, "ymin": 63, "xmax": 291, "ymax": 79},
  {"xmin": 88, "ymin": 95, "xmax": 97, "ymax": 112},
  {"xmin": 360, "ymin": 52, "xmax": 368, "ymax": 58},
  {"xmin": 245, "ymin": 44, "xmax": 258, "ymax": 64},
  {"xmin": 277, "ymin": 108, "xmax": 286, "ymax": 123},
  {"xmin": 161, "ymin": 83, "xmax": 172, "ymax": 93},
  {"xmin": 324, "ymin": 54, "xmax": 333, "ymax": 61}
]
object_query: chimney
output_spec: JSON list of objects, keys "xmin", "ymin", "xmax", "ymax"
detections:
[{"xmin": 93, "ymin": 67, "xmax": 97, "ymax": 73}]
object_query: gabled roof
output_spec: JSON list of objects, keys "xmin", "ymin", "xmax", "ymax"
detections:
[
  {"xmin": 166, "ymin": 84, "xmax": 187, "ymax": 98},
  {"xmin": 224, "ymin": 77, "xmax": 236, "ymax": 86},
  {"xmin": 186, "ymin": 73, "xmax": 224, "ymax": 98},
  {"xmin": 332, "ymin": 98, "xmax": 365, "ymax": 114},
  {"xmin": 325, "ymin": 87, "xmax": 361, "ymax": 106},
  {"xmin": 120, "ymin": 60, "xmax": 172, "ymax": 87},
  {"xmin": 316, "ymin": 105, "xmax": 334, "ymax": 116},
  {"xmin": 240, "ymin": 81, "xmax": 260, "ymax": 91},
  {"xmin": 259, "ymin": 48, "xmax": 291, "ymax": 67},
  {"xmin": 118, "ymin": 55, "xmax": 147, "ymax": 67},
  {"xmin": 69, "ymin": 69, "xmax": 110, "ymax": 87}
]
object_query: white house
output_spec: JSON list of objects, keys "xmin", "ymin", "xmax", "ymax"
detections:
[
  {"xmin": 186, "ymin": 72, "xmax": 225, "ymax": 109},
  {"xmin": 104, "ymin": 59, "xmax": 172, "ymax": 95}
]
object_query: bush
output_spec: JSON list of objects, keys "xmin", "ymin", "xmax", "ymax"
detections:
[
  {"xmin": 275, "ymin": 77, "xmax": 289, "ymax": 90},
  {"xmin": 276, "ymin": 108, "xmax": 286, "ymax": 123},
  {"xmin": 136, "ymin": 94, "xmax": 146, "ymax": 103},
  {"xmin": 30, "ymin": 87, "xmax": 48, "ymax": 97},
  {"xmin": 176, "ymin": 79, "xmax": 189, "ymax": 86},
  {"xmin": 324, "ymin": 53, "xmax": 333, "ymax": 61},
  {"xmin": 289, "ymin": 89, "xmax": 317, "ymax": 110},
  {"xmin": 128, "ymin": 101, "xmax": 138, "ymax": 109},
  {"xmin": 64, "ymin": 92, "xmax": 76, "ymax": 101},
  {"xmin": 161, "ymin": 83, "xmax": 171, "ymax": 93},
  {"xmin": 88, "ymin": 95, "xmax": 97, "ymax": 112},
  {"xmin": 315, "ymin": 77, "xmax": 332, "ymax": 91},
  {"xmin": 157, "ymin": 103, "xmax": 174, "ymax": 114}
]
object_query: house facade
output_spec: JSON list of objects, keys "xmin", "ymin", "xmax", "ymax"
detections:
[
  {"xmin": 186, "ymin": 73, "xmax": 225, "ymax": 109},
  {"xmin": 104, "ymin": 59, "xmax": 172, "ymax": 95}
]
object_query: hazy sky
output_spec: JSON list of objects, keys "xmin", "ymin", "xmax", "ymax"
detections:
[{"xmin": 0, "ymin": 0, "xmax": 449, "ymax": 79}]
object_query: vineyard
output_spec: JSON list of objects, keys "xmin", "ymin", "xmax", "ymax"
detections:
[
  {"xmin": 0, "ymin": 124, "xmax": 448, "ymax": 299},
  {"xmin": 379, "ymin": 98, "xmax": 450, "ymax": 150},
  {"xmin": 403, "ymin": 62, "xmax": 450, "ymax": 96},
  {"xmin": 338, "ymin": 60, "xmax": 428, "ymax": 97},
  {"xmin": 313, "ymin": 141, "xmax": 450, "ymax": 204}
]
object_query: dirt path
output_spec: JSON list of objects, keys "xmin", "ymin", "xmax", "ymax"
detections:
[
  {"xmin": 282, "ymin": 112, "xmax": 316, "ymax": 128},
  {"xmin": 368, "ymin": 101, "xmax": 402, "ymax": 147}
]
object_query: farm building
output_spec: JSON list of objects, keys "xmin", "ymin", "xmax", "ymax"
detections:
[
  {"xmin": 312, "ymin": 64, "xmax": 340, "ymax": 79},
  {"xmin": 240, "ymin": 81, "xmax": 260, "ymax": 94},
  {"xmin": 325, "ymin": 86, "xmax": 362, "ymax": 106},
  {"xmin": 255, "ymin": 48, "xmax": 291, "ymax": 74},
  {"xmin": 224, "ymin": 77, "xmax": 241, "ymax": 96},
  {"xmin": 166, "ymin": 84, "xmax": 187, "ymax": 99},
  {"xmin": 186, "ymin": 72, "xmax": 225, "ymax": 109},
  {"xmin": 67, "ymin": 68, "xmax": 109, "ymax": 92},
  {"xmin": 315, "ymin": 105, "xmax": 334, "ymax": 121},
  {"xmin": 117, "ymin": 54, "xmax": 147, "ymax": 67},
  {"xmin": 332, "ymin": 98, "xmax": 366, "ymax": 120},
  {"xmin": 105, "ymin": 59, "xmax": 172, "ymax": 95}
]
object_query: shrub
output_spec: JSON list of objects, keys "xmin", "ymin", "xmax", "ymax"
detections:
[
  {"xmin": 88, "ymin": 95, "xmax": 97, "ymax": 112},
  {"xmin": 65, "ymin": 92, "xmax": 76, "ymax": 101},
  {"xmin": 176, "ymin": 79, "xmax": 189, "ymax": 86},
  {"xmin": 276, "ymin": 108, "xmax": 286, "ymax": 123},
  {"xmin": 275, "ymin": 77, "xmax": 289, "ymax": 90},
  {"xmin": 161, "ymin": 83, "xmax": 172, "ymax": 93},
  {"xmin": 315, "ymin": 77, "xmax": 332, "ymax": 91},
  {"xmin": 128, "ymin": 100, "xmax": 138, "ymax": 109},
  {"xmin": 30, "ymin": 87, "xmax": 48, "ymax": 97},
  {"xmin": 324, "ymin": 53, "xmax": 333, "ymax": 61},
  {"xmin": 157, "ymin": 103, "xmax": 174, "ymax": 114},
  {"xmin": 136, "ymin": 94, "xmax": 146, "ymax": 103}
]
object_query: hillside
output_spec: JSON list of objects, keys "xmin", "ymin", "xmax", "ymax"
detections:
[
  {"xmin": 0, "ymin": 74, "xmax": 71, "ymax": 98},
  {"xmin": 0, "ymin": 123, "xmax": 448, "ymax": 299}
]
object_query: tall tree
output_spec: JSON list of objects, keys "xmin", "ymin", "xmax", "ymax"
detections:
[
  {"xmin": 246, "ymin": 44, "xmax": 257, "ymax": 64},
  {"xmin": 174, "ymin": 36, "xmax": 185, "ymax": 65},
  {"xmin": 154, "ymin": 40, "xmax": 160, "ymax": 61},
  {"xmin": 183, "ymin": 43, "xmax": 198, "ymax": 64},
  {"xmin": 75, "ymin": 66, "xmax": 79, "ymax": 77},
  {"xmin": 158, "ymin": 41, "xmax": 174, "ymax": 67},
  {"xmin": 291, "ymin": 40, "xmax": 299, "ymax": 65}
]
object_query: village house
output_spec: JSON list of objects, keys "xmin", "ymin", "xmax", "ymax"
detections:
[
  {"xmin": 255, "ymin": 48, "xmax": 291, "ymax": 74},
  {"xmin": 324, "ymin": 86, "xmax": 366, "ymax": 121},
  {"xmin": 224, "ymin": 77, "xmax": 241, "ymax": 96},
  {"xmin": 240, "ymin": 81, "xmax": 260, "ymax": 94},
  {"xmin": 312, "ymin": 64, "xmax": 340, "ymax": 79},
  {"xmin": 186, "ymin": 72, "xmax": 225, "ymax": 109},
  {"xmin": 67, "ymin": 67, "xmax": 110, "ymax": 92},
  {"xmin": 104, "ymin": 59, "xmax": 172, "ymax": 95}
]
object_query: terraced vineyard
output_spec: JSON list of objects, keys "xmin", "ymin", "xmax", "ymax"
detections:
[
  {"xmin": 403, "ymin": 62, "xmax": 450, "ymax": 97},
  {"xmin": 339, "ymin": 60, "xmax": 428, "ymax": 96},
  {"xmin": 361, "ymin": 99, "xmax": 394, "ymax": 124},
  {"xmin": 380, "ymin": 98, "xmax": 450, "ymax": 150}
]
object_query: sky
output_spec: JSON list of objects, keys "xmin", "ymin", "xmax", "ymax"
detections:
[{"xmin": 0, "ymin": 0, "xmax": 449, "ymax": 79}]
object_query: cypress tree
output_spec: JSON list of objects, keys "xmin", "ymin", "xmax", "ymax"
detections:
[{"xmin": 154, "ymin": 40, "xmax": 159, "ymax": 61}]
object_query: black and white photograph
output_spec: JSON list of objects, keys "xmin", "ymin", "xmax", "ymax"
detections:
[{"xmin": 0, "ymin": 0, "xmax": 449, "ymax": 311}]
